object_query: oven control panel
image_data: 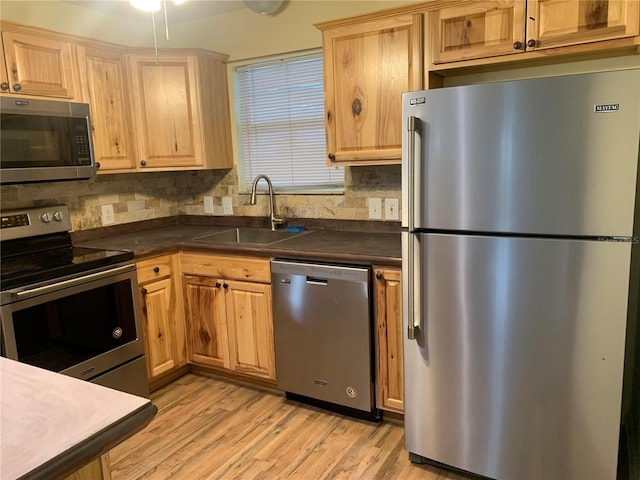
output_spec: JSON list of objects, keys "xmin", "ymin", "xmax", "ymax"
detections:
[
  {"xmin": 1, "ymin": 213, "xmax": 30, "ymax": 229},
  {"xmin": 0, "ymin": 205, "xmax": 71, "ymax": 241}
]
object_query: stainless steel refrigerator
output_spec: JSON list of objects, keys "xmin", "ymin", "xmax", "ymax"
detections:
[{"xmin": 401, "ymin": 69, "xmax": 640, "ymax": 480}]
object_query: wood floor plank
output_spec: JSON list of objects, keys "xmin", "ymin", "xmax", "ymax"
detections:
[{"xmin": 109, "ymin": 373, "xmax": 470, "ymax": 480}]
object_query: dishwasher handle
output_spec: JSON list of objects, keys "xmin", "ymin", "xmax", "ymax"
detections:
[{"xmin": 306, "ymin": 276, "xmax": 328, "ymax": 285}]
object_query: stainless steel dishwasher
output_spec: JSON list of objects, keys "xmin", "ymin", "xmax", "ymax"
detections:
[{"xmin": 271, "ymin": 259, "xmax": 379, "ymax": 420}]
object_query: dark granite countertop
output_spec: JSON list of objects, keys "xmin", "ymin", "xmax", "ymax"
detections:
[{"xmin": 76, "ymin": 218, "xmax": 401, "ymax": 267}]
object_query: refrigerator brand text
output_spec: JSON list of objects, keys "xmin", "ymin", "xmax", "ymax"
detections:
[{"xmin": 594, "ymin": 104, "xmax": 620, "ymax": 112}]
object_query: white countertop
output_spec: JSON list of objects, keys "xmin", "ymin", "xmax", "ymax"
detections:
[{"xmin": 0, "ymin": 357, "xmax": 155, "ymax": 480}]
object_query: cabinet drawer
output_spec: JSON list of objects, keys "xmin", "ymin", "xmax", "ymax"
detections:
[
  {"xmin": 180, "ymin": 252, "xmax": 271, "ymax": 283},
  {"xmin": 137, "ymin": 255, "xmax": 173, "ymax": 283}
]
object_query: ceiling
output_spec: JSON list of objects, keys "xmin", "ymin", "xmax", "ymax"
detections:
[{"xmin": 65, "ymin": 1, "xmax": 258, "ymax": 24}]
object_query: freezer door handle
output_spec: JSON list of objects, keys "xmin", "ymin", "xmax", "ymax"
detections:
[{"xmin": 407, "ymin": 234, "xmax": 420, "ymax": 340}]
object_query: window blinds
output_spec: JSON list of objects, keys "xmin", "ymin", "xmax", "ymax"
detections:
[{"xmin": 235, "ymin": 53, "xmax": 343, "ymax": 191}]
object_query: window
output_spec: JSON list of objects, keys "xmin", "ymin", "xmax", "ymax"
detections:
[{"xmin": 235, "ymin": 53, "xmax": 343, "ymax": 192}]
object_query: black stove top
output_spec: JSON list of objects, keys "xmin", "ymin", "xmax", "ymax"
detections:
[
  {"xmin": 1, "ymin": 205, "xmax": 134, "ymax": 292},
  {"xmin": 1, "ymin": 245, "xmax": 133, "ymax": 291}
]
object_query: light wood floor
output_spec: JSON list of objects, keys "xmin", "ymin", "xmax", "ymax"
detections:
[{"xmin": 109, "ymin": 373, "xmax": 475, "ymax": 480}]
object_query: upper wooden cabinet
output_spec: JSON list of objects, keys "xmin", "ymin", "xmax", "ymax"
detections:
[
  {"xmin": 428, "ymin": 1, "xmax": 526, "ymax": 64},
  {"xmin": 528, "ymin": 0, "xmax": 639, "ymax": 50},
  {"xmin": 428, "ymin": 0, "xmax": 640, "ymax": 68},
  {"xmin": 316, "ymin": 13, "xmax": 423, "ymax": 166},
  {"xmin": 77, "ymin": 44, "xmax": 137, "ymax": 172},
  {"xmin": 127, "ymin": 50, "xmax": 233, "ymax": 172},
  {"xmin": 0, "ymin": 28, "xmax": 79, "ymax": 98}
]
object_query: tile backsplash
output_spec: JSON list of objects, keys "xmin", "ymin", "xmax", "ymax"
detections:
[{"xmin": 0, "ymin": 166, "xmax": 401, "ymax": 232}]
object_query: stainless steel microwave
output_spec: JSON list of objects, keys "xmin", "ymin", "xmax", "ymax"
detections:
[{"xmin": 0, "ymin": 97, "xmax": 96, "ymax": 184}]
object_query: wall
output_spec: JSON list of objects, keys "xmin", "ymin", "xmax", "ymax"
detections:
[{"xmin": 0, "ymin": 0, "xmax": 409, "ymax": 231}]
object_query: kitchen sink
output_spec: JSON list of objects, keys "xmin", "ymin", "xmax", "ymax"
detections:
[{"xmin": 192, "ymin": 227, "xmax": 302, "ymax": 245}]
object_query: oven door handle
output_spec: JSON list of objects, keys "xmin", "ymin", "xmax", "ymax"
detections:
[{"xmin": 15, "ymin": 263, "xmax": 136, "ymax": 300}]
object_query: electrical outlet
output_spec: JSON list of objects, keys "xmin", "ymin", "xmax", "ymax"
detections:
[
  {"xmin": 101, "ymin": 204, "xmax": 115, "ymax": 226},
  {"xmin": 384, "ymin": 198, "xmax": 399, "ymax": 221},
  {"xmin": 222, "ymin": 196, "xmax": 233, "ymax": 215},
  {"xmin": 368, "ymin": 198, "xmax": 382, "ymax": 220},
  {"xmin": 204, "ymin": 196, "xmax": 214, "ymax": 214}
]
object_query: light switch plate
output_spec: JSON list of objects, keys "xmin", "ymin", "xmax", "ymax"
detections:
[
  {"xmin": 101, "ymin": 204, "xmax": 115, "ymax": 225},
  {"xmin": 384, "ymin": 199, "xmax": 399, "ymax": 221},
  {"xmin": 222, "ymin": 197, "xmax": 233, "ymax": 215},
  {"xmin": 369, "ymin": 198, "xmax": 382, "ymax": 220},
  {"xmin": 204, "ymin": 196, "xmax": 214, "ymax": 214}
]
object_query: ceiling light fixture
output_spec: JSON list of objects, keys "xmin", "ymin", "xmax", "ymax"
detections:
[
  {"xmin": 129, "ymin": 0, "xmax": 161, "ymax": 12},
  {"xmin": 243, "ymin": 0, "xmax": 286, "ymax": 16}
]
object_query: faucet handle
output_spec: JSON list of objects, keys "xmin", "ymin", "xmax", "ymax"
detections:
[{"xmin": 271, "ymin": 215, "xmax": 285, "ymax": 230}]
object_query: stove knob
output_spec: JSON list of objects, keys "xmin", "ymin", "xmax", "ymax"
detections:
[
  {"xmin": 53, "ymin": 211, "xmax": 64, "ymax": 221},
  {"xmin": 40, "ymin": 212, "xmax": 52, "ymax": 223}
]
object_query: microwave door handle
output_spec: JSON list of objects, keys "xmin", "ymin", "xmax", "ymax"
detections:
[{"xmin": 15, "ymin": 264, "xmax": 135, "ymax": 300}]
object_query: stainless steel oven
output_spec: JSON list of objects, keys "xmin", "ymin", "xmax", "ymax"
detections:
[{"xmin": 0, "ymin": 205, "xmax": 148, "ymax": 397}]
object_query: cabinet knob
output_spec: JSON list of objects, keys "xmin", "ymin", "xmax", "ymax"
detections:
[
  {"xmin": 141, "ymin": 287, "xmax": 148, "ymax": 295},
  {"xmin": 140, "ymin": 159, "xmax": 147, "ymax": 167},
  {"xmin": 376, "ymin": 272, "xmax": 383, "ymax": 280},
  {"xmin": 328, "ymin": 153, "xmax": 336, "ymax": 162},
  {"xmin": 12, "ymin": 83, "xmax": 22, "ymax": 92},
  {"xmin": 215, "ymin": 282, "xmax": 221, "ymax": 288},
  {"xmin": 153, "ymin": 266, "xmax": 160, "ymax": 273},
  {"xmin": 95, "ymin": 162, "xmax": 101, "ymax": 170},
  {"xmin": 527, "ymin": 39, "xmax": 537, "ymax": 48},
  {"xmin": 223, "ymin": 283, "xmax": 229, "ymax": 289},
  {"xmin": 0, "ymin": 82, "xmax": 9, "ymax": 91},
  {"xmin": 513, "ymin": 41, "xmax": 523, "ymax": 50}
]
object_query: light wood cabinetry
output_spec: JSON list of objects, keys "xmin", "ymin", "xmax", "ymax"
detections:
[
  {"xmin": 77, "ymin": 44, "xmax": 137, "ymax": 172},
  {"xmin": 136, "ymin": 254, "xmax": 187, "ymax": 382},
  {"xmin": 127, "ymin": 50, "xmax": 233, "ymax": 172},
  {"xmin": 316, "ymin": 13, "xmax": 423, "ymax": 166},
  {"xmin": 428, "ymin": 0, "xmax": 640, "ymax": 69},
  {"xmin": 374, "ymin": 267, "xmax": 403, "ymax": 413},
  {"xmin": 64, "ymin": 454, "xmax": 111, "ymax": 480},
  {"xmin": 181, "ymin": 252, "xmax": 275, "ymax": 381},
  {"xmin": 428, "ymin": 1, "xmax": 525, "ymax": 64},
  {"xmin": 527, "ymin": 0, "xmax": 639, "ymax": 50},
  {"xmin": 0, "ymin": 26, "xmax": 78, "ymax": 98}
]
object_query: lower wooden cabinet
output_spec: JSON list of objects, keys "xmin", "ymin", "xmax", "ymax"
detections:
[
  {"xmin": 136, "ymin": 254, "xmax": 187, "ymax": 382},
  {"xmin": 374, "ymin": 267, "xmax": 404, "ymax": 413},
  {"xmin": 181, "ymin": 252, "xmax": 276, "ymax": 381},
  {"xmin": 64, "ymin": 454, "xmax": 111, "ymax": 480}
]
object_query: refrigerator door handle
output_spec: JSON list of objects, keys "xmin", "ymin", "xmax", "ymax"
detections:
[
  {"xmin": 407, "ymin": 116, "xmax": 419, "ymax": 231},
  {"xmin": 407, "ymin": 233, "xmax": 420, "ymax": 340},
  {"xmin": 406, "ymin": 116, "xmax": 421, "ymax": 340}
]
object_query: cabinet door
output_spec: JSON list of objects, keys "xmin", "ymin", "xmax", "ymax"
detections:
[
  {"xmin": 128, "ymin": 53, "xmax": 204, "ymax": 170},
  {"xmin": 1, "ymin": 30, "xmax": 77, "ymax": 98},
  {"xmin": 0, "ymin": 37, "xmax": 9, "ymax": 93},
  {"xmin": 77, "ymin": 45, "xmax": 136, "ymax": 172},
  {"xmin": 321, "ymin": 13, "xmax": 422, "ymax": 165},
  {"xmin": 183, "ymin": 275, "xmax": 230, "ymax": 369},
  {"xmin": 428, "ymin": 0, "xmax": 526, "ymax": 64},
  {"xmin": 140, "ymin": 277, "xmax": 177, "ymax": 379},
  {"xmin": 225, "ymin": 280, "xmax": 276, "ymax": 380},
  {"xmin": 374, "ymin": 268, "xmax": 403, "ymax": 413},
  {"xmin": 527, "ymin": 0, "xmax": 639, "ymax": 50}
]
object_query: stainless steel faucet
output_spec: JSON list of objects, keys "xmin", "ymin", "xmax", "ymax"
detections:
[{"xmin": 250, "ymin": 174, "xmax": 285, "ymax": 231}]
